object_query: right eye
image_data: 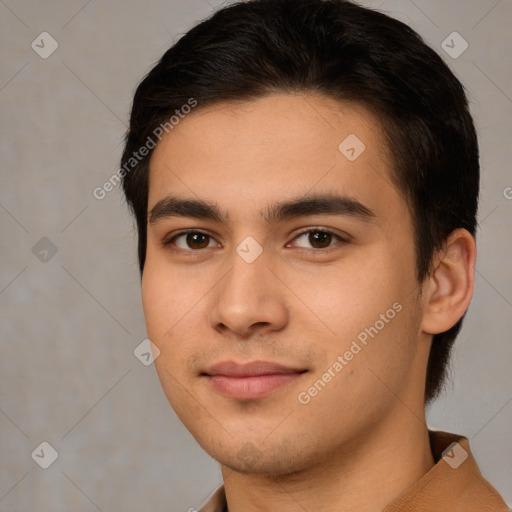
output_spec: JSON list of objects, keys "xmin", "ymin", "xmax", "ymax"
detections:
[{"xmin": 163, "ymin": 230, "xmax": 220, "ymax": 251}]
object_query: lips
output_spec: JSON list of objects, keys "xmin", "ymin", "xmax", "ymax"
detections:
[
  {"xmin": 205, "ymin": 360, "xmax": 305, "ymax": 377},
  {"xmin": 202, "ymin": 360, "xmax": 307, "ymax": 400}
]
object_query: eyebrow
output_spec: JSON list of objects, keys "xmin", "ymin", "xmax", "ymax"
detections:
[{"xmin": 148, "ymin": 193, "xmax": 376, "ymax": 226}]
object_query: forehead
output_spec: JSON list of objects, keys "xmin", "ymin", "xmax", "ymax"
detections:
[{"xmin": 147, "ymin": 93, "xmax": 405, "ymax": 227}]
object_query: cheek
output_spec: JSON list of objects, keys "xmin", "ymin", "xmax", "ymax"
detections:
[
  {"xmin": 300, "ymin": 300, "xmax": 420, "ymax": 428},
  {"xmin": 141, "ymin": 258, "xmax": 199, "ymax": 338},
  {"xmin": 141, "ymin": 260, "xmax": 208, "ymax": 379},
  {"xmin": 289, "ymin": 258, "xmax": 404, "ymax": 337},
  {"xmin": 293, "ymin": 255, "xmax": 420, "ymax": 386},
  {"xmin": 141, "ymin": 268, "xmax": 168, "ymax": 338},
  {"xmin": 142, "ymin": 266, "xmax": 199, "ymax": 415}
]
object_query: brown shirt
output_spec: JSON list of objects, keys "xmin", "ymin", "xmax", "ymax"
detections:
[{"xmin": 199, "ymin": 431, "xmax": 509, "ymax": 512}]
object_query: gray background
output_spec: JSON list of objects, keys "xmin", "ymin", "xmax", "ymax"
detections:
[{"xmin": 0, "ymin": 0, "xmax": 511, "ymax": 510}]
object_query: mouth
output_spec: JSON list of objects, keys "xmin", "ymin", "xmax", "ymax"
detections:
[{"xmin": 201, "ymin": 360, "xmax": 308, "ymax": 400}]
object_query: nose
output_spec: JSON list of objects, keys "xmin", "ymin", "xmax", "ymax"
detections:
[{"xmin": 209, "ymin": 246, "xmax": 289, "ymax": 339}]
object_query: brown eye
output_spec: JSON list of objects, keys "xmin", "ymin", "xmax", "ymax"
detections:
[
  {"xmin": 292, "ymin": 229, "xmax": 345, "ymax": 250},
  {"xmin": 185, "ymin": 232, "xmax": 210, "ymax": 249},
  {"xmin": 165, "ymin": 231, "xmax": 218, "ymax": 250},
  {"xmin": 308, "ymin": 231, "xmax": 332, "ymax": 249}
]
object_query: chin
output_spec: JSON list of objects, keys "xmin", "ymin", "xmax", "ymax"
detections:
[{"xmin": 199, "ymin": 435, "xmax": 317, "ymax": 477}]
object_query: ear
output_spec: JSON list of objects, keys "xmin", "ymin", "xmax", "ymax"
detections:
[{"xmin": 421, "ymin": 228, "xmax": 477, "ymax": 335}]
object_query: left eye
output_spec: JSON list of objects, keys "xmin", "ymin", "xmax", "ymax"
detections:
[{"xmin": 290, "ymin": 229, "xmax": 345, "ymax": 249}]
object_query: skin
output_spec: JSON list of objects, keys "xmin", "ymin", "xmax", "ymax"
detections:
[{"xmin": 142, "ymin": 93, "xmax": 476, "ymax": 512}]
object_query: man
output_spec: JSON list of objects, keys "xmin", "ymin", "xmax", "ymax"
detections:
[{"xmin": 120, "ymin": 0, "xmax": 509, "ymax": 510}]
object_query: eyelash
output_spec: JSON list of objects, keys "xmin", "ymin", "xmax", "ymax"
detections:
[{"xmin": 162, "ymin": 227, "xmax": 349, "ymax": 254}]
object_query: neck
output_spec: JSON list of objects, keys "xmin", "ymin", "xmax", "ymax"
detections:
[{"xmin": 221, "ymin": 407, "xmax": 435, "ymax": 512}]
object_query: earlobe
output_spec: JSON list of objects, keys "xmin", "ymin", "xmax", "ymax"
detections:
[{"xmin": 421, "ymin": 229, "xmax": 477, "ymax": 335}]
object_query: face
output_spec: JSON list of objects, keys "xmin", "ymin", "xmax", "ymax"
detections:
[{"xmin": 142, "ymin": 93, "xmax": 430, "ymax": 476}]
